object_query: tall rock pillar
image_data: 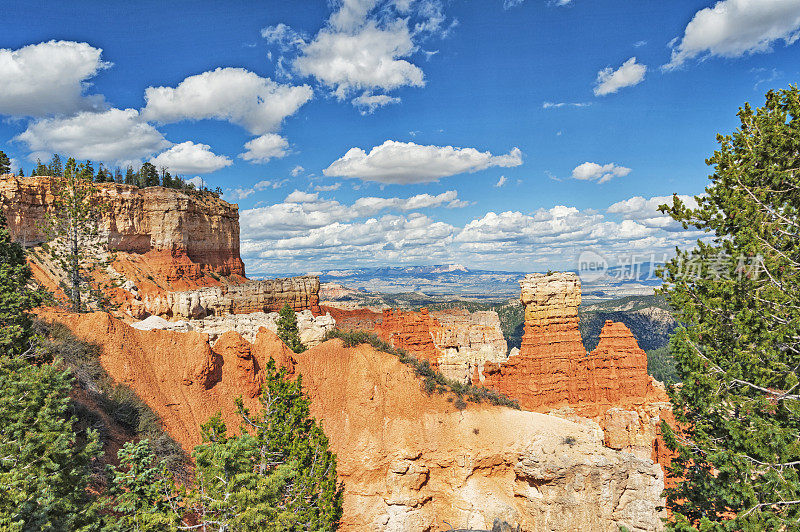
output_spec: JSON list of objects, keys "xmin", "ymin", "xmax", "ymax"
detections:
[{"xmin": 477, "ymin": 272, "xmax": 587, "ymax": 409}]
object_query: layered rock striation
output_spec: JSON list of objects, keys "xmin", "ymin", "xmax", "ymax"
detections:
[
  {"xmin": 374, "ymin": 308, "xmax": 444, "ymax": 364},
  {"xmin": 0, "ymin": 175, "xmax": 245, "ymax": 280},
  {"xmin": 476, "ymin": 272, "xmax": 661, "ymax": 413},
  {"xmin": 45, "ymin": 309, "xmax": 666, "ymax": 531},
  {"xmin": 1, "ymin": 176, "xmax": 324, "ymax": 321},
  {"xmin": 132, "ymin": 309, "xmax": 335, "ymax": 348},
  {"xmin": 430, "ymin": 309, "xmax": 509, "ymax": 383},
  {"xmin": 370, "ymin": 307, "xmax": 509, "ymax": 383},
  {"xmin": 138, "ymin": 276, "xmax": 322, "ymax": 318}
]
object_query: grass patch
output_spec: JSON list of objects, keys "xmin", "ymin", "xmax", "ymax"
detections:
[
  {"xmin": 324, "ymin": 329, "xmax": 520, "ymax": 410},
  {"xmin": 34, "ymin": 320, "xmax": 189, "ymax": 478}
]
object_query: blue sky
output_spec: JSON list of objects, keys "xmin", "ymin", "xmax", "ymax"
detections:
[{"xmin": 2, "ymin": 0, "xmax": 799, "ymax": 276}]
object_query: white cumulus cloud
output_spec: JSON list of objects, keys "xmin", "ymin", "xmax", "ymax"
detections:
[
  {"xmin": 294, "ymin": 19, "xmax": 424, "ymax": 99},
  {"xmin": 607, "ymin": 194, "xmax": 699, "ymax": 231},
  {"xmin": 240, "ymin": 134, "xmax": 289, "ymax": 163},
  {"xmin": 323, "ymin": 140, "xmax": 523, "ymax": 184},
  {"xmin": 142, "ymin": 67, "xmax": 312, "ymax": 135},
  {"xmin": 0, "ymin": 40, "xmax": 111, "ymax": 117},
  {"xmin": 571, "ymin": 161, "xmax": 631, "ymax": 183},
  {"xmin": 271, "ymin": 0, "xmax": 449, "ymax": 110},
  {"xmin": 149, "ymin": 141, "xmax": 232, "ymax": 174},
  {"xmin": 594, "ymin": 57, "xmax": 646, "ymax": 96},
  {"xmin": 15, "ymin": 108, "xmax": 170, "ymax": 163},
  {"xmin": 352, "ymin": 91, "xmax": 402, "ymax": 114},
  {"xmin": 664, "ymin": 0, "xmax": 800, "ymax": 70},
  {"xmin": 237, "ymin": 191, "xmax": 709, "ymax": 275}
]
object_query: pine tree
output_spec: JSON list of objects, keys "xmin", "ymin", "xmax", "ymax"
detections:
[
  {"xmin": 32, "ymin": 159, "xmax": 49, "ymax": 177},
  {"xmin": 17, "ymin": 167, "xmax": 23, "ymax": 177},
  {"xmin": 187, "ymin": 358, "xmax": 342, "ymax": 530},
  {"xmin": 124, "ymin": 166, "xmax": 136, "ymax": 186},
  {"xmin": 0, "ymin": 151, "xmax": 10, "ymax": 175},
  {"xmin": 277, "ymin": 303, "xmax": 306, "ymax": 353},
  {"xmin": 48, "ymin": 154, "xmax": 63, "ymax": 177},
  {"xmin": 660, "ymin": 87, "xmax": 800, "ymax": 529},
  {"xmin": 138, "ymin": 163, "xmax": 159, "ymax": 188},
  {"xmin": 0, "ymin": 210, "xmax": 42, "ymax": 356},
  {"xmin": 103, "ymin": 440, "xmax": 180, "ymax": 532},
  {"xmin": 81, "ymin": 160, "xmax": 94, "ymax": 181},
  {"xmin": 95, "ymin": 163, "xmax": 107, "ymax": 183},
  {"xmin": 44, "ymin": 158, "xmax": 106, "ymax": 311},
  {"xmin": 0, "ymin": 357, "xmax": 102, "ymax": 530}
]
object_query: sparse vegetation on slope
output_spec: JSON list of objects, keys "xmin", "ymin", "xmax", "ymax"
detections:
[
  {"xmin": 33, "ymin": 320, "xmax": 189, "ymax": 478},
  {"xmin": 324, "ymin": 328, "xmax": 521, "ymax": 409}
]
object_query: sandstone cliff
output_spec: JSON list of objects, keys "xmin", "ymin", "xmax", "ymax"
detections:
[
  {"xmin": 475, "ymin": 273, "xmax": 663, "ymax": 412},
  {"xmin": 1, "ymin": 175, "xmax": 324, "ymax": 320},
  {"xmin": 132, "ymin": 308, "xmax": 336, "ymax": 348},
  {"xmin": 138, "ymin": 275, "xmax": 322, "ymax": 318},
  {"xmin": 43, "ymin": 309, "xmax": 666, "ymax": 532},
  {"xmin": 0, "ymin": 175, "xmax": 245, "ymax": 282},
  {"xmin": 369, "ymin": 307, "xmax": 509, "ymax": 383},
  {"xmin": 472, "ymin": 272, "xmax": 673, "ymax": 475}
]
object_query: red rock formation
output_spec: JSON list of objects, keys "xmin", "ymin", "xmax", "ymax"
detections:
[
  {"xmin": 38, "ymin": 308, "xmax": 294, "ymax": 450},
  {"xmin": 471, "ymin": 272, "xmax": 675, "ymax": 480},
  {"xmin": 44, "ymin": 309, "xmax": 666, "ymax": 531},
  {"xmin": 318, "ymin": 305, "xmax": 383, "ymax": 331},
  {"xmin": 0, "ymin": 175, "xmax": 245, "ymax": 284},
  {"xmin": 374, "ymin": 308, "xmax": 443, "ymax": 365},
  {"xmin": 476, "ymin": 273, "xmax": 662, "ymax": 413}
]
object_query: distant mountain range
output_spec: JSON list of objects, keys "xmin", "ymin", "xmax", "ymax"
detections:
[{"xmin": 293, "ymin": 263, "xmax": 666, "ymax": 300}]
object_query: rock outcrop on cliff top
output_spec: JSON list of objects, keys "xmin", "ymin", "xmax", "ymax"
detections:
[
  {"xmin": 44, "ymin": 309, "xmax": 665, "ymax": 532},
  {"xmin": 0, "ymin": 175, "xmax": 323, "ymax": 319},
  {"xmin": 132, "ymin": 308, "xmax": 336, "ymax": 348},
  {"xmin": 476, "ymin": 273, "xmax": 660, "ymax": 412},
  {"xmin": 474, "ymin": 272, "xmax": 673, "ymax": 469},
  {"xmin": 0, "ymin": 175, "xmax": 244, "ymax": 280},
  {"xmin": 138, "ymin": 275, "xmax": 322, "ymax": 318}
]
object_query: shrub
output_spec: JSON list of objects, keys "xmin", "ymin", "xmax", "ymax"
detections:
[
  {"xmin": 324, "ymin": 328, "xmax": 521, "ymax": 410},
  {"xmin": 33, "ymin": 320, "xmax": 189, "ymax": 478}
]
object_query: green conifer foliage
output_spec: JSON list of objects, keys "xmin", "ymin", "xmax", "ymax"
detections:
[
  {"xmin": 0, "ymin": 209, "xmax": 42, "ymax": 355},
  {"xmin": 48, "ymin": 154, "xmax": 63, "ymax": 177},
  {"xmin": 277, "ymin": 302, "xmax": 306, "ymax": 353},
  {"xmin": 0, "ymin": 151, "xmax": 11, "ymax": 175},
  {"xmin": 138, "ymin": 163, "xmax": 159, "ymax": 188},
  {"xmin": 0, "ymin": 357, "xmax": 102, "ymax": 531},
  {"xmin": 103, "ymin": 440, "xmax": 180, "ymax": 532},
  {"xmin": 188, "ymin": 358, "xmax": 343, "ymax": 530},
  {"xmin": 44, "ymin": 158, "xmax": 106, "ymax": 311},
  {"xmin": 660, "ymin": 87, "xmax": 800, "ymax": 530}
]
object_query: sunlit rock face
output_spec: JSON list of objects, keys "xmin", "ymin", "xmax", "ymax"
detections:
[
  {"xmin": 44, "ymin": 308, "xmax": 665, "ymax": 532},
  {"xmin": 0, "ymin": 175, "xmax": 245, "ymax": 280}
]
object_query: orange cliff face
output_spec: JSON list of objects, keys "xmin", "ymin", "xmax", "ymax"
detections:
[
  {"xmin": 475, "ymin": 272, "xmax": 664, "ymax": 412},
  {"xmin": 474, "ymin": 272, "xmax": 673, "ymax": 470},
  {"xmin": 39, "ymin": 308, "xmax": 295, "ymax": 451},
  {"xmin": 0, "ymin": 175, "xmax": 245, "ymax": 290},
  {"xmin": 0, "ymin": 175, "xmax": 324, "ymax": 319},
  {"xmin": 45, "ymin": 309, "xmax": 666, "ymax": 532},
  {"xmin": 329, "ymin": 306, "xmax": 509, "ymax": 383},
  {"xmin": 374, "ymin": 308, "xmax": 443, "ymax": 365}
]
